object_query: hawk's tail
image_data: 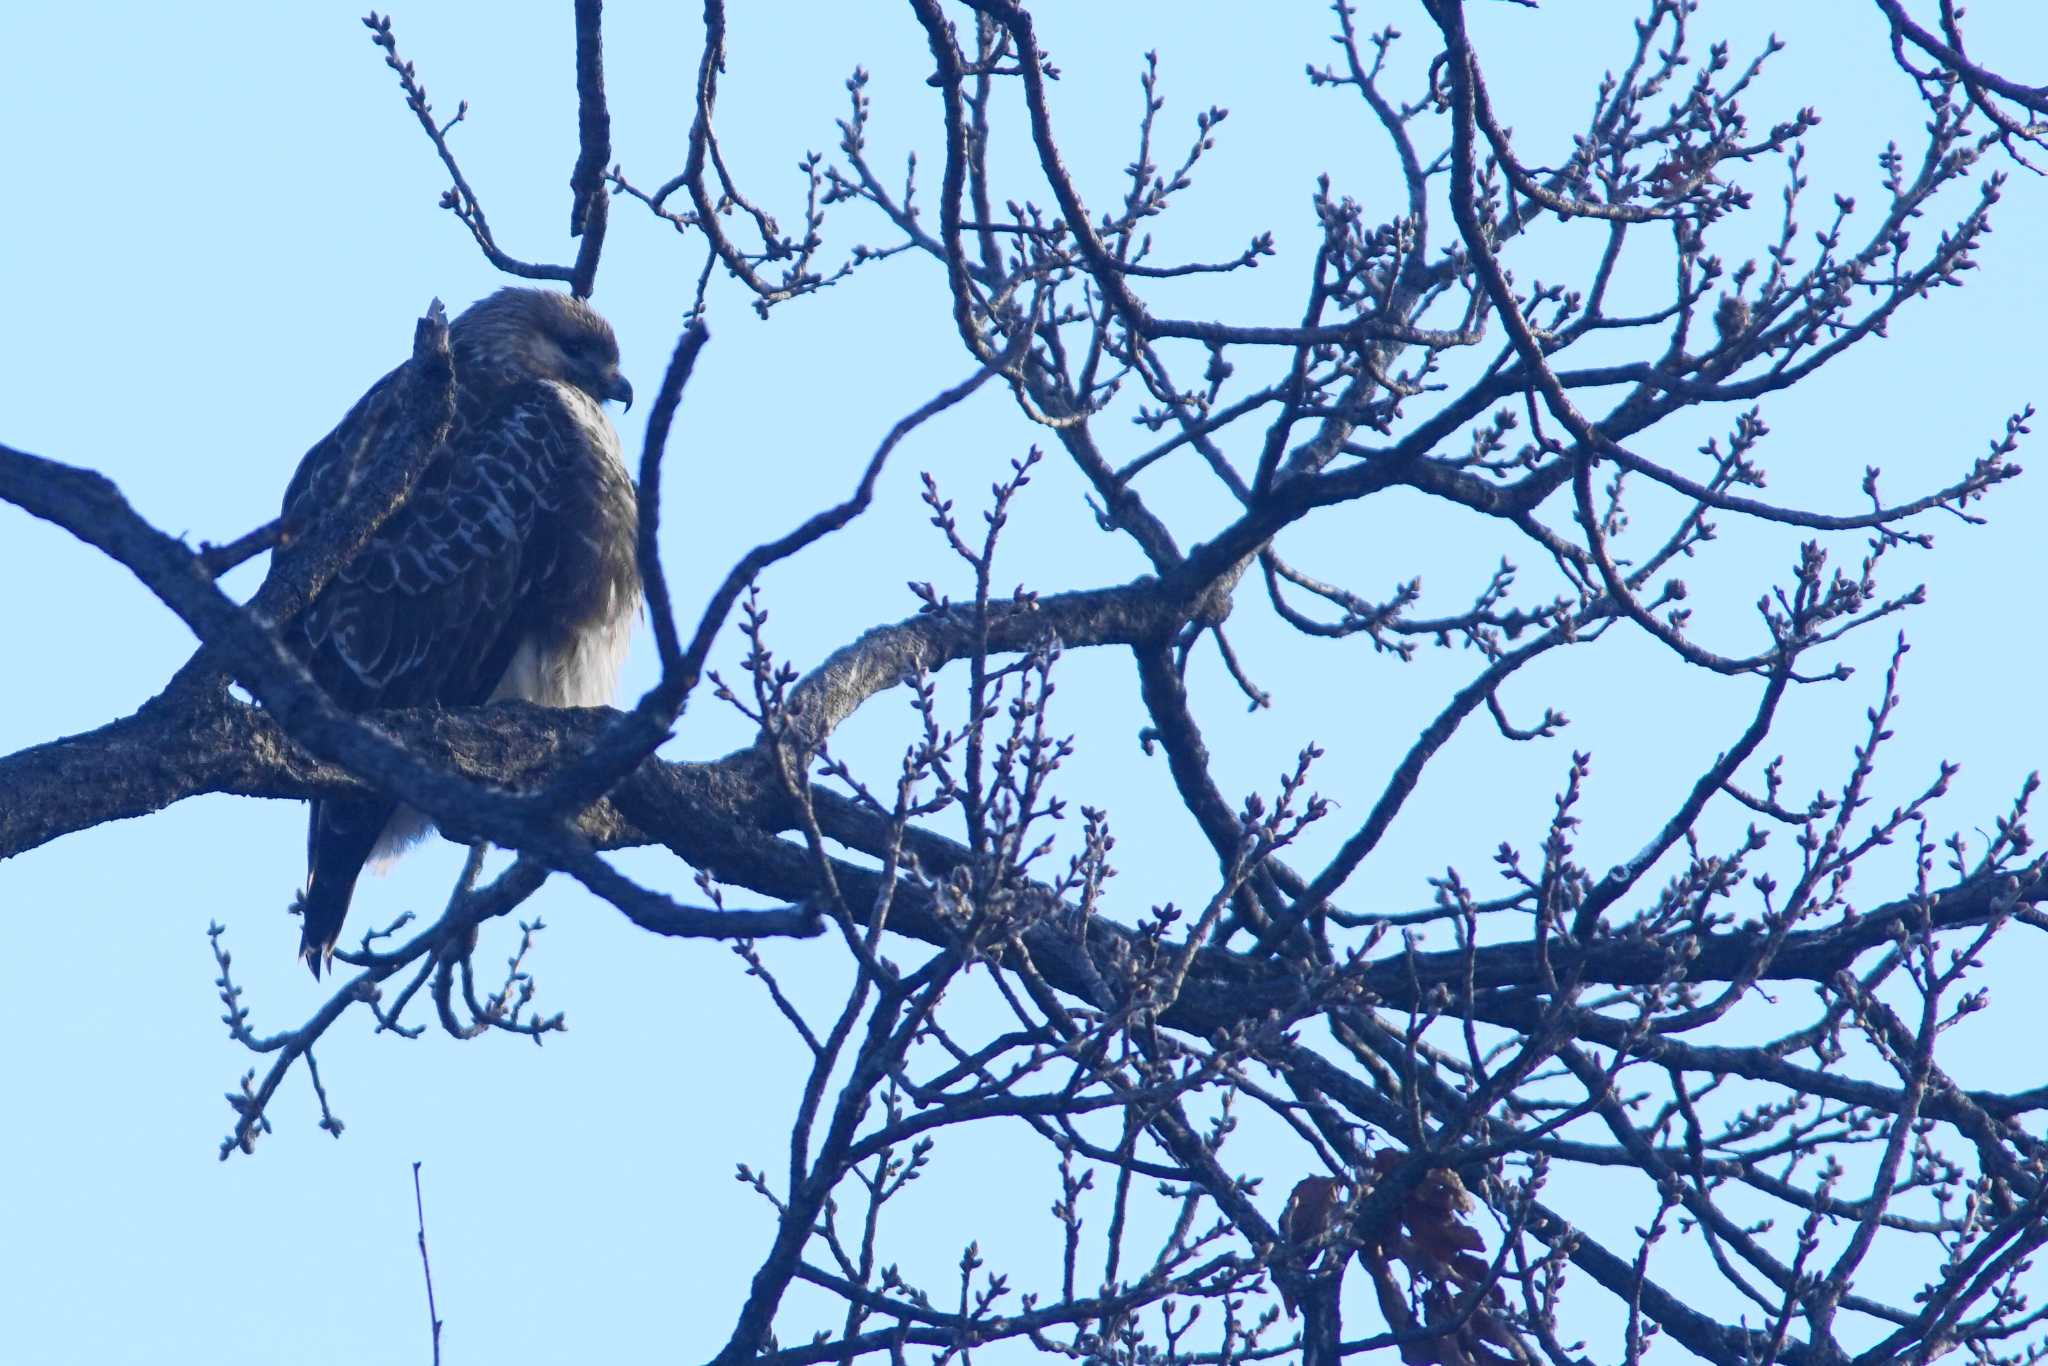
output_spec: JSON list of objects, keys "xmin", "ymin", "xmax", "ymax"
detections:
[{"xmin": 293, "ymin": 798, "xmax": 394, "ymax": 978}]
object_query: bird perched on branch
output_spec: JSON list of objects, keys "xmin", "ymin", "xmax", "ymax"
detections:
[{"xmin": 281, "ymin": 287, "xmax": 639, "ymax": 975}]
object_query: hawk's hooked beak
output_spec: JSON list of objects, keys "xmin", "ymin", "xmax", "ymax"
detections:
[{"xmin": 605, "ymin": 373, "xmax": 635, "ymax": 411}]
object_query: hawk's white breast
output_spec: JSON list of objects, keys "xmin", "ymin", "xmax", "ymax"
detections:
[{"xmin": 490, "ymin": 382, "xmax": 639, "ymax": 707}]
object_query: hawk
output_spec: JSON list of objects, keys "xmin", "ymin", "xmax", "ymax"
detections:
[{"xmin": 281, "ymin": 288, "xmax": 639, "ymax": 975}]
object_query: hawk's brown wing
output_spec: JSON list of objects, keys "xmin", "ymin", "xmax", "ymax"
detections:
[{"xmin": 282, "ymin": 374, "xmax": 603, "ymax": 971}]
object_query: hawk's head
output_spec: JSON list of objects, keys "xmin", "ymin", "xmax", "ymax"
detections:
[{"xmin": 453, "ymin": 287, "xmax": 634, "ymax": 409}]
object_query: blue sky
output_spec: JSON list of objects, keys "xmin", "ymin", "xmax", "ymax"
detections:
[{"xmin": 3, "ymin": 4, "xmax": 2046, "ymax": 1362}]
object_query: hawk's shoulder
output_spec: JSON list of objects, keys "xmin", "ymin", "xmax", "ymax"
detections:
[{"xmin": 279, "ymin": 364, "xmax": 407, "ymax": 529}]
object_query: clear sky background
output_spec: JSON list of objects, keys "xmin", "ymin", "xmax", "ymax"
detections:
[{"xmin": 3, "ymin": 4, "xmax": 2046, "ymax": 1363}]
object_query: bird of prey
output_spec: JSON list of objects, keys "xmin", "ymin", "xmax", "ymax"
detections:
[{"xmin": 281, "ymin": 287, "xmax": 639, "ymax": 975}]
